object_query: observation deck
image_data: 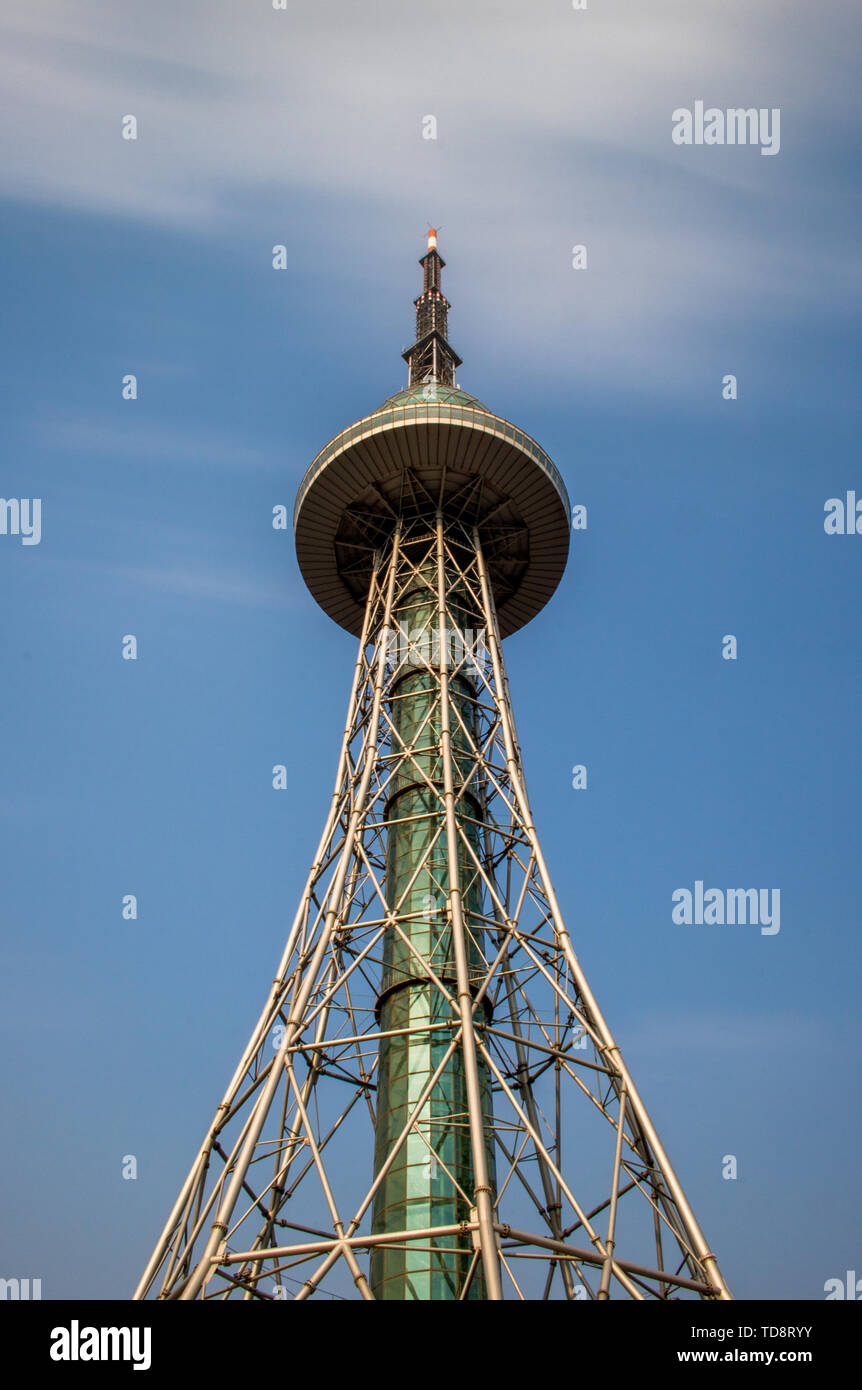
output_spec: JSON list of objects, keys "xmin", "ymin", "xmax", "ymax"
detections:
[{"xmin": 294, "ymin": 382, "xmax": 570, "ymax": 639}]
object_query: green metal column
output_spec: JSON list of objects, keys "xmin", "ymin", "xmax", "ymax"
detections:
[{"xmin": 370, "ymin": 540, "xmax": 495, "ymax": 1299}]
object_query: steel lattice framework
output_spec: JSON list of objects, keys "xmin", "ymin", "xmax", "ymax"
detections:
[
  {"xmin": 135, "ymin": 511, "xmax": 731, "ymax": 1302},
  {"xmin": 135, "ymin": 231, "xmax": 731, "ymax": 1301}
]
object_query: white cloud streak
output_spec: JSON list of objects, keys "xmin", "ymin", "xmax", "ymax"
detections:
[{"xmin": 2, "ymin": 0, "xmax": 859, "ymax": 391}]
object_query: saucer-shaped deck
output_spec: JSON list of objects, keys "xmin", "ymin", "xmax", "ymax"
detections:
[{"xmin": 294, "ymin": 385, "xmax": 570, "ymax": 639}]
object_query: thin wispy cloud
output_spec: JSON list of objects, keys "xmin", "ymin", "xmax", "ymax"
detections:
[
  {"xmin": 39, "ymin": 552, "xmax": 302, "ymax": 609},
  {"xmin": 108, "ymin": 561, "xmax": 300, "ymax": 608},
  {"xmin": 32, "ymin": 416, "xmax": 277, "ymax": 470},
  {"xmin": 2, "ymin": 1, "xmax": 859, "ymax": 392}
]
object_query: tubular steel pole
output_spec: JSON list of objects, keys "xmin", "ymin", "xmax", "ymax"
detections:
[
  {"xmin": 435, "ymin": 512, "xmax": 503, "ymax": 1301},
  {"xmin": 598, "ymin": 1087, "xmax": 626, "ymax": 1300},
  {"xmin": 494, "ymin": 1227, "xmax": 718, "ymax": 1296}
]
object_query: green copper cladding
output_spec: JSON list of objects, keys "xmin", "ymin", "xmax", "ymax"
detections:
[{"xmin": 370, "ymin": 538, "xmax": 496, "ymax": 1300}]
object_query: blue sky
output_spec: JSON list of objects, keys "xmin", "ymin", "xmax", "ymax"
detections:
[{"xmin": 1, "ymin": 0, "xmax": 860, "ymax": 1300}]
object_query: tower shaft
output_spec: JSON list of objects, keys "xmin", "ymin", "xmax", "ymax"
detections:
[{"xmin": 371, "ymin": 529, "xmax": 496, "ymax": 1299}]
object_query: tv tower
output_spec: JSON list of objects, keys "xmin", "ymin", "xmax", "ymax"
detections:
[{"xmin": 135, "ymin": 232, "xmax": 732, "ymax": 1301}]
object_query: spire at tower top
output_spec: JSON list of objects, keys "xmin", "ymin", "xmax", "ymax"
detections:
[{"xmin": 403, "ymin": 230, "xmax": 462, "ymax": 387}]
